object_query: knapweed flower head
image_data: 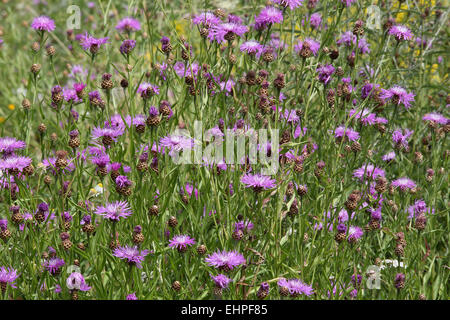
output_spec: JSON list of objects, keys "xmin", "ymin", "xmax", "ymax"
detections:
[
  {"xmin": 309, "ymin": 13, "xmax": 322, "ymax": 29},
  {"xmin": 66, "ymin": 272, "xmax": 91, "ymax": 291},
  {"xmin": 353, "ymin": 164, "xmax": 385, "ymax": 181},
  {"xmin": 95, "ymin": 201, "xmax": 132, "ymax": 222},
  {"xmin": 137, "ymin": 82, "xmax": 160, "ymax": 98},
  {"xmin": 392, "ymin": 129, "xmax": 413, "ymax": 150},
  {"xmin": 380, "ymin": 86, "xmax": 415, "ymax": 109},
  {"xmin": 234, "ymin": 220, "xmax": 254, "ymax": 233},
  {"xmin": 192, "ymin": 11, "xmax": 222, "ymax": 27},
  {"xmin": 341, "ymin": 0, "xmax": 357, "ymax": 6},
  {"xmin": 113, "ymin": 245, "xmax": 150, "ymax": 268},
  {"xmin": 63, "ymin": 87, "xmax": 82, "ymax": 103},
  {"xmin": 240, "ymin": 40, "xmax": 263, "ymax": 56},
  {"xmin": 273, "ymin": 0, "xmax": 304, "ymax": 10},
  {"xmin": 168, "ymin": 235, "xmax": 196, "ymax": 252},
  {"xmin": 422, "ymin": 112, "xmax": 448, "ymax": 125},
  {"xmin": 317, "ymin": 64, "xmax": 335, "ymax": 84},
  {"xmin": 277, "ymin": 278, "xmax": 314, "ymax": 297},
  {"xmin": 126, "ymin": 292, "xmax": 138, "ymax": 300},
  {"xmin": 159, "ymin": 134, "xmax": 196, "ymax": 156},
  {"xmin": 115, "ymin": 175, "xmax": 132, "ymax": 188},
  {"xmin": 116, "ymin": 17, "xmax": 141, "ymax": 32},
  {"xmin": 333, "ymin": 126, "xmax": 360, "ymax": 142},
  {"xmin": 0, "ymin": 137, "xmax": 26, "ymax": 155},
  {"xmin": 210, "ymin": 274, "xmax": 232, "ymax": 289},
  {"xmin": 241, "ymin": 173, "xmax": 276, "ymax": 191},
  {"xmin": 205, "ymin": 250, "xmax": 246, "ymax": 271},
  {"xmin": 389, "ymin": 25, "xmax": 413, "ymax": 41},
  {"xmin": 391, "ymin": 177, "xmax": 416, "ymax": 191},
  {"xmin": 208, "ymin": 22, "xmax": 249, "ymax": 43},
  {"xmin": 88, "ymin": 90, "xmax": 105, "ymax": 106},
  {"xmin": 407, "ymin": 199, "xmax": 434, "ymax": 219},
  {"xmin": 44, "ymin": 257, "xmax": 65, "ymax": 275},
  {"xmin": 31, "ymin": 16, "xmax": 55, "ymax": 32},
  {"xmin": 79, "ymin": 32, "xmax": 109, "ymax": 53},
  {"xmin": 348, "ymin": 226, "xmax": 363, "ymax": 243},
  {"xmin": 294, "ymin": 38, "xmax": 320, "ymax": 57},
  {"xmin": 0, "ymin": 267, "xmax": 20, "ymax": 290},
  {"xmin": 382, "ymin": 151, "xmax": 396, "ymax": 162},
  {"xmin": 255, "ymin": 7, "xmax": 284, "ymax": 26},
  {"xmin": 120, "ymin": 39, "xmax": 136, "ymax": 55},
  {"xmin": 0, "ymin": 155, "xmax": 32, "ymax": 173},
  {"xmin": 92, "ymin": 126, "xmax": 124, "ymax": 144}
]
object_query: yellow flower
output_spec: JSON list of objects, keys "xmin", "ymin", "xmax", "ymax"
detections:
[
  {"xmin": 174, "ymin": 19, "xmax": 188, "ymax": 36},
  {"xmin": 396, "ymin": 2, "xmax": 409, "ymax": 22},
  {"xmin": 8, "ymin": 104, "xmax": 15, "ymax": 111},
  {"xmin": 0, "ymin": 116, "xmax": 5, "ymax": 124}
]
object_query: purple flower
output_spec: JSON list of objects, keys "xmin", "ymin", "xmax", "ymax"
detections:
[
  {"xmin": 357, "ymin": 38, "xmax": 371, "ymax": 54},
  {"xmin": 205, "ymin": 250, "xmax": 246, "ymax": 271},
  {"xmin": 333, "ymin": 126, "xmax": 360, "ymax": 142},
  {"xmin": 192, "ymin": 11, "xmax": 222, "ymax": 27},
  {"xmin": 210, "ymin": 274, "xmax": 232, "ymax": 289},
  {"xmin": 422, "ymin": 112, "xmax": 448, "ymax": 125},
  {"xmin": 44, "ymin": 258, "xmax": 65, "ymax": 275},
  {"xmin": 341, "ymin": 0, "xmax": 357, "ymax": 6},
  {"xmin": 126, "ymin": 292, "xmax": 138, "ymax": 300},
  {"xmin": 0, "ymin": 267, "xmax": 20, "ymax": 289},
  {"xmin": 389, "ymin": 25, "xmax": 413, "ymax": 41},
  {"xmin": 407, "ymin": 199, "xmax": 434, "ymax": 219},
  {"xmin": 391, "ymin": 177, "xmax": 417, "ymax": 191},
  {"xmin": 159, "ymin": 135, "xmax": 196, "ymax": 156},
  {"xmin": 277, "ymin": 278, "xmax": 314, "ymax": 297},
  {"xmin": 348, "ymin": 109, "xmax": 377, "ymax": 126},
  {"xmin": 0, "ymin": 137, "xmax": 26, "ymax": 154},
  {"xmin": 79, "ymin": 32, "xmax": 109, "ymax": 52},
  {"xmin": 95, "ymin": 201, "xmax": 132, "ymax": 222},
  {"xmin": 234, "ymin": 220, "xmax": 254, "ymax": 233},
  {"xmin": 281, "ymin": 109, "xmax": 300, "ymax": 123},
  {"xmin": 394, "ymin": 273, "xmax": 406, "ymax": 289},
  {"xmin": 294, "ymin": 38, "xmax": 320, "ymax": 56},
  {"xmin": 228, "ymin": 14, "xmax": 243, "ymax": 24},
  {"xmin": 88, "ymin": 90, "xmax": 104, "ymax": 106},
  {"xmin": 317, "ymin": 64, "xmax": 335, "ymax": 84},
  {"xmin": 120, "ymin": 39, "xmax": 136, "ymax": 55},
  {"xmin": 353, "ymin": 164, "xmax": 385, "ymax": 181},
  {"xmin": 273, "ymin": 0, "xmax": 303, "ymax": 10},
  {"xmin": 173, "ymin": 61, "xmax": 200, "ymax": 78},
  {"xmin": 382, "ymin": 151, "xmax": 396, "ymax": 162},
  {"xmin": 137, "ymin": 82, "xmax": 160, "ymax": 98},
  {"xmin": 392, "ymin": 129, "xmax": 413, "ymax": 150},
  {"xmin": 337, "ymin": 31, "xmax": 356, "ymax": 47},
  {"xmin": 380, "ymin": 86, "xmax": 415, "ymax": 109},
  {"xmin": 91, "ymin": 126, "xmax": 124, "ymax": 143},
  {"xmin": 168, "ymin": 235, "xmax": 196, "ymax": 252},
  {"xmin": 113, "ymin": 246, "xmax": 150, "ymax": 268},
  {"xmin": 116, "ymin": 17, "xmax": 141, "ymax": 32},
  {"xmin": 73, "ymin": 82, "xmax": 86, "ymax": 94},
  {"xmin": 63, "ymin": 87, "xmax": 82, "ymax": 103},
  {"xmin": 309, "ymin": 13, "xmax": 322, "ymax": 29},
  {"xmin": 31, "ymin": 16, "xmax": 55, "ymax": 32},
  {"xmin": 66, "ymin": 272, "xmax": 91, "ymax": 291},
  {"xmin": 241, "ymin": 173, "xmax": 276, "ymax": 191},
  {"xmin": 240, "ymin": 40, "xmax": 263, "ymax": 56},
  {"xmin": 348, "ymin": 226, "xmax": 363, "ymax": 242},
  {"xmin": 115, "ymin": 175, "xmax": 132, "ymax": 188},
  {"xmin": 0, "ymin": 155, "xmax": 32, "ymax": 173},
  {"xmin": 208, "ymin": 23, "xmax": 249, "ymax": 43},
  {"xmin": 255, "ymin": 7, "xmax": 284, "ymax": 26}
]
